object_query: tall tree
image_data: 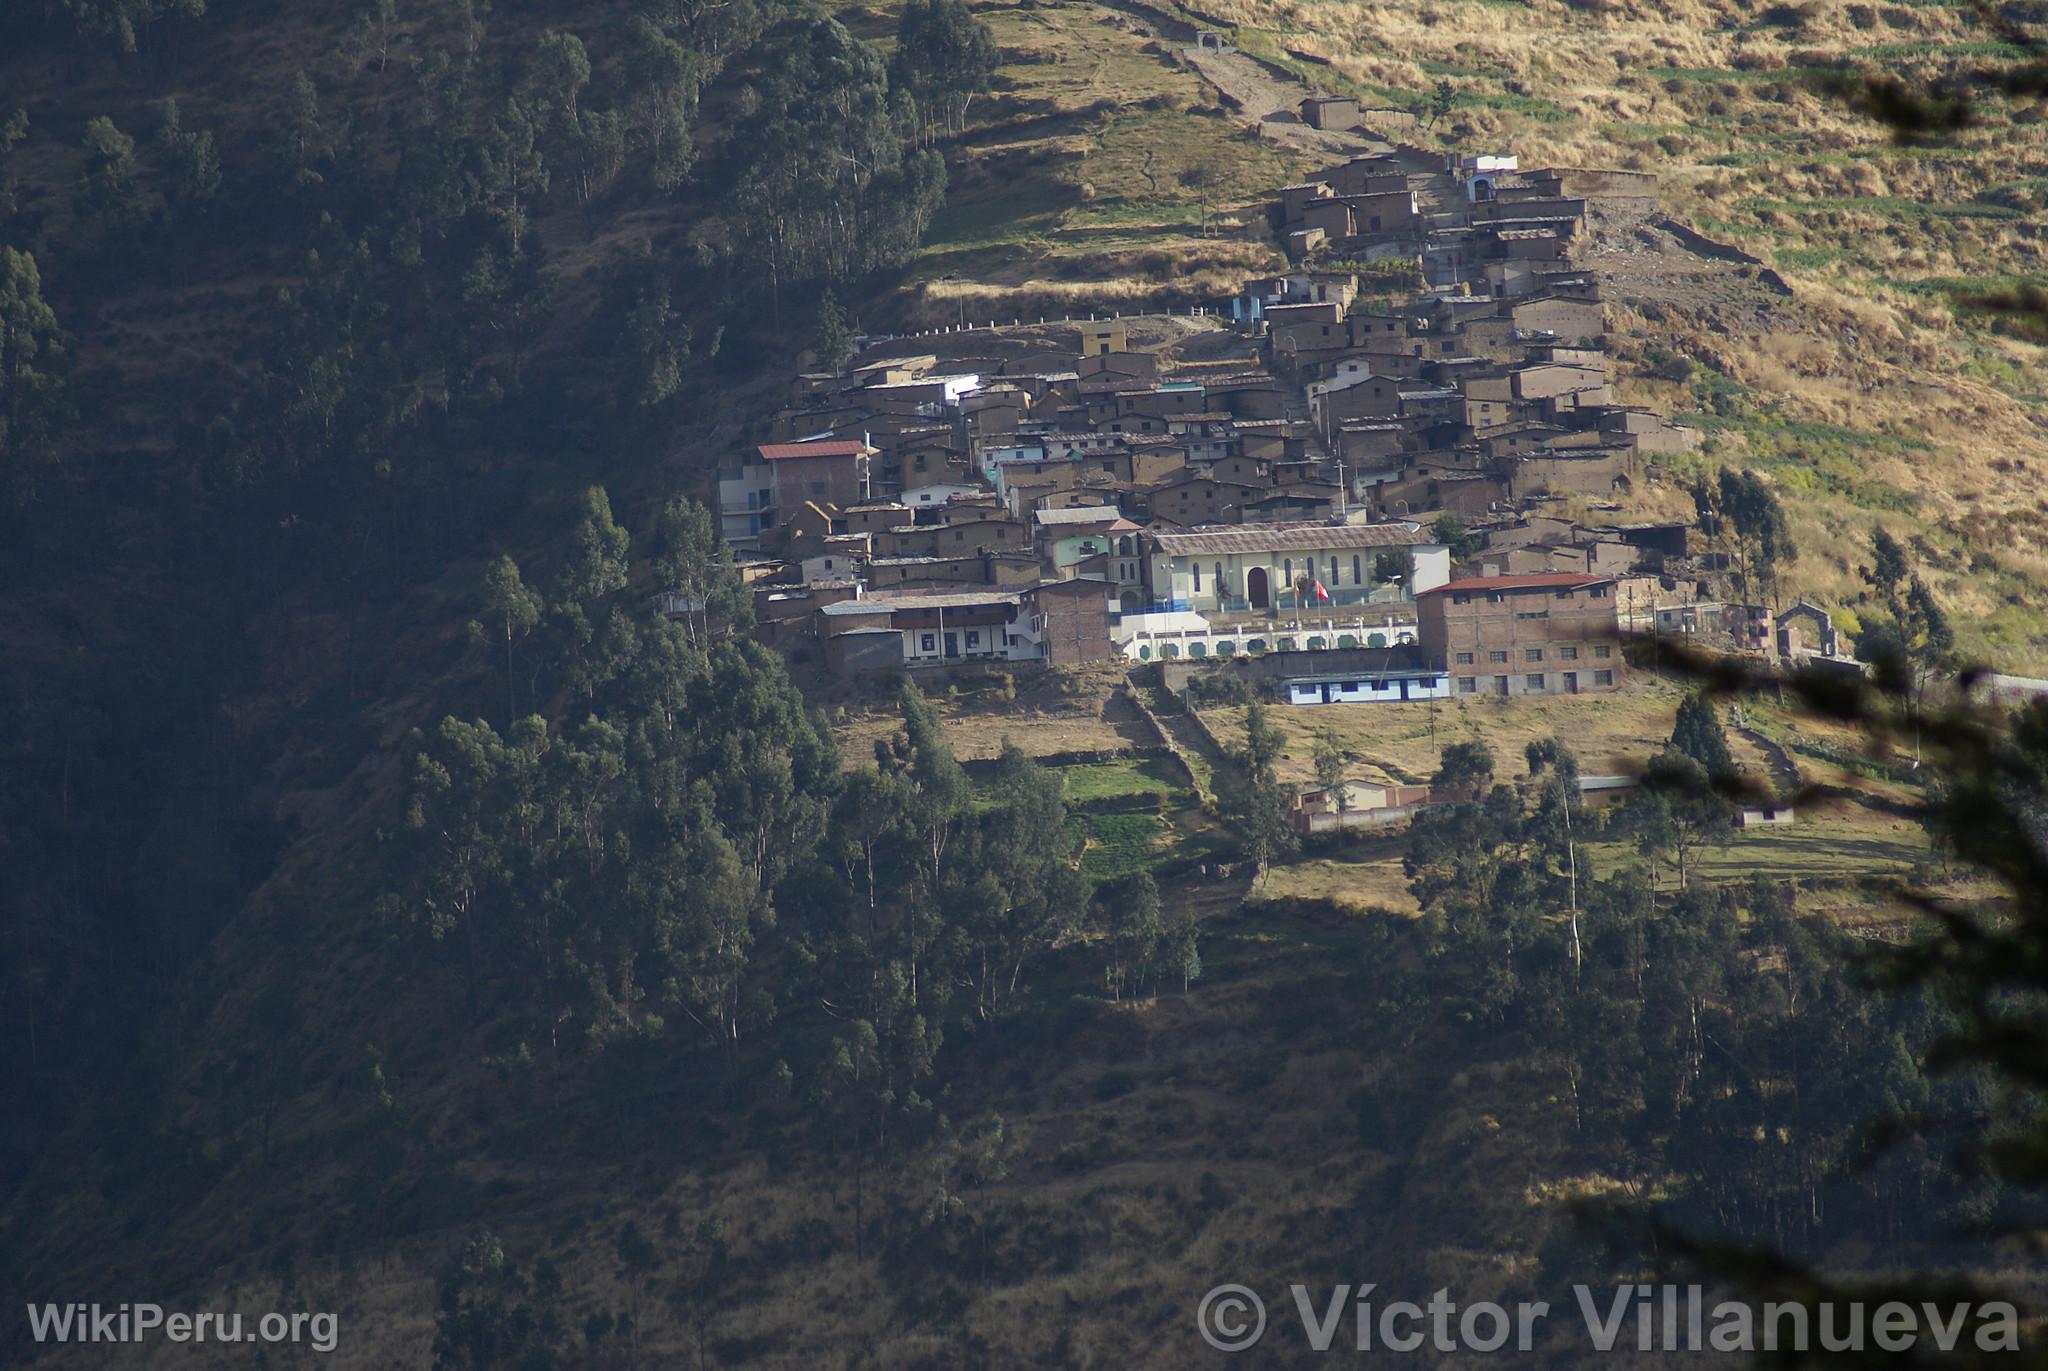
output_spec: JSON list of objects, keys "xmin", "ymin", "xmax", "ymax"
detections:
[
  {"xmin": 890, "ymin": 0, "xmax": 998, "ymax": 138},
  {"xmin": 1669, "ymin": 690, "xmax": 1735, "ymax": 784},
  {"xmin": 815, "ymin": 289, "xmax": 854, "ymax": 375},
  {"xmin": 1867, "ymin": 526, "xmax": 1910, "ymax": 616},
  {"xmin": 0, "ymin": 248, "xmax": 66, "ymax": 510},
  {"xmin": 1095, "ymin": 870, "xmax": 1161, "ymax": 1001},
  {"xmin": 477, "ymin": 554, "xmax": 543, "ymax": 726},
  {"xmin": 557, "ymin": 485, "xmax": 630, "ymax": 607},
  {"xmin": 1715, "ymin": 467, "xmax": 1796, "ymax": 603}
]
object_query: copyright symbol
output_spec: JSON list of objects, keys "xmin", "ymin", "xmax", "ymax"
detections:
[{"xmin": 1197, "ymin": 1284, "xmax": 1267, "ymax": 1352}]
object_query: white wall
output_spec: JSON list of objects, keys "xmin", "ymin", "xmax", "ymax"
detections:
[{"xmin": 1409, "ymin": 544, "xmax": 1451, "ymax": 596}]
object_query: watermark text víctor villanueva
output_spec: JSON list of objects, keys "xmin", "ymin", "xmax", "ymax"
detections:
[
  {"xmin": 1197, "ymin": 1282, "xmax": 2021, "ymax": 1355},
  {"xmin": 26, "ymin": 1302, "xmax": 338, "ymax": 1354}
]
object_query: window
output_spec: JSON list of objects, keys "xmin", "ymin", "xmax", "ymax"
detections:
[
  {"xmin": 1526, "ymin": 673, "xmax": 1545, "ymax": 690},
  {"xmin": 1593, "ymin": 669, "xmax": 1614, "ymax": 686},
  {"xmin": 1594, "ymin": 644, "xmax": 1612, "ymax": 659},
  {"xmin": 1590, "ymin": 586, "xmax": 1609, "ymax": 598},
  {"xmin": 1525, "ymin": 648, "xmax": 1544, "ymax": 663},
  {"xmin": 1329, "ymin": 557, "xmax": 1339, "ymax": 587},
  {"xmin": 966, "ymin": 630, "xmax": 980, "ymax": 647},
  {"xmin": 1560, "ymin": 645, "xmax": 1579, "ymax": 661},
  {"xmin": 1214, "ymin": 563, "xmax": 1224, "ymax": 593},
  {"xmin": 921, "ymin": 634, "xmax": 936, "ymax": 652},
  {"xmin": 1352, "ymin": 555, "xmax": 1363, "ymax": 584},
  {"xmin": 1487, "ymin": 592, "xmax": 1505, "ymax": 604},
  {"xmin": 1515, "ymin": 610, "xmax": 1548, "ymax": 621},
  {"xmin": 1455, "ymin": 651, "xmax": 1475, "ymax": 665},
  {"xmin": 1283, "ymin": 558, "xmax": 1293, "ymax": 581},
  {"xmin": 1452, "ymin": 592, "xmax": 1471, "ymax": 606},
  {"xmin": 1192, "ymin": 563, "xmax": 1202, "ymax": 592},
  {"xmin": 1457, "ymin": 677, "xmax": 1477, "ymax": 693},
  {"xmin": 1488, "ymin": 650, "xmax": 1509, "ymax": 664}
]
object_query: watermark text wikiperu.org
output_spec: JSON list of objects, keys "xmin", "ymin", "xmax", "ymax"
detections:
[{"xmin": 25, "ymin": 1302, "xmax": 338, "ymax": 1354}]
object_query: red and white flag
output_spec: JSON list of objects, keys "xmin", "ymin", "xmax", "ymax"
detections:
[{"xmin": 1313, "ymin": 580, "xmax": 1331, "ymax": 603}]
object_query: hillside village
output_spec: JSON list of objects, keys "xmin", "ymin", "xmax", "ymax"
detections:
[
  {"xmin": 11, "ymin": 2, "xmax": 2045, "ymax": 1361},
  {"xmin": 709, "ymin": 144, "xmax": 1851, "ymax": 711}
]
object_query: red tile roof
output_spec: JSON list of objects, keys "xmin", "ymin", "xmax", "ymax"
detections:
[
  {"xmin": 1422, "ymin": 573, "xmax": 1614, "ymax": 595},
  {"xmin": 757, "ymin": 440, "xmax": 871, "ymax": 461}
]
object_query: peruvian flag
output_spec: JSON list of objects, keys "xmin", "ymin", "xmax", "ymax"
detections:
[{"xmin": 1313, "ymin": 580, "xmax": 1332, "ymax": 603}]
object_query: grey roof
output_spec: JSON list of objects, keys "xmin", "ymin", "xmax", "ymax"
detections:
[
  {"xmin": 1035, "ymin": 506, "xmax": 1126, "ymax": 526},
  {"xmin": 820, "ymin": 589, "xmax": 1023, "ymax": 615},
  {"xmin": 1151, "ymin": 522, "xmax": 1427, "ymax": 555}
]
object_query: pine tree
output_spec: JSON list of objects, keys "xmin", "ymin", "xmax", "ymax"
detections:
[{"xmin": 1670, "ymin": 691, "xmax": 1734, "ymax": 783}]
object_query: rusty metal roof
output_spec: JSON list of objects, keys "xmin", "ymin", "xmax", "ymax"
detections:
[{"xmin": 756, "ymin": 440, "xmax": 871, "ymax": 461}]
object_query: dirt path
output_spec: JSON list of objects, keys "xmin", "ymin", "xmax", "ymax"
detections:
[{"xmin": 1095, "ymin": 0, "xmax": 1390, "ymax": 159}]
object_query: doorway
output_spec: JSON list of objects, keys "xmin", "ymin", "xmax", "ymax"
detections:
[{"xmin": 1247, "ymin": 566, "xmax": 1270, "ymax": 610}]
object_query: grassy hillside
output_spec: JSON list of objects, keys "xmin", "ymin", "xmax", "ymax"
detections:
[{"xmin": 1145, "ymin": 0, "xmax": 2048, "ymax": 667}]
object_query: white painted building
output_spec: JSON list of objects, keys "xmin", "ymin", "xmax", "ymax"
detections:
[{"xmin": 1147, "ymin": 522, "xmax": 1449, "ymax": 613}]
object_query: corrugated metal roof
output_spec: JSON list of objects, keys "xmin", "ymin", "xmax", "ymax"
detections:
[
  {"xmin": 1422, "ymin": 573, "xmax": 1614, "ymax": 595},
  {"xmin": 820, "ymin": 589, "xmax": 1023, "ymax": 615},
  {"xmin": 1035, "ymin": 507, "xmax": 1123, "ymax": 526},
  {"xmin": 1151, "ymin": 522, "xmax": 1426, "ymax": 555}
]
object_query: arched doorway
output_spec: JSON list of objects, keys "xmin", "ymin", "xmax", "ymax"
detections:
[
  {"xmin": 1120, "ymin": 589, "xmax": 1142, "ymax": 613},
  {"xmin": 1247, "ymin": 566, "xmax": 1270, "ymax": 610}
]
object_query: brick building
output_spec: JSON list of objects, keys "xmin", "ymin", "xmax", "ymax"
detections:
[
  {"xmin": 1417, "ymin": 573, "xmax": 1624, "ymax": 697},
  {"xmin": 761, "ymin": 439, "xmax": 874, "ymax": 513},
  {"xmin": 1027, "ymin": 578, "xmax": 1119, "ymax": 666}
]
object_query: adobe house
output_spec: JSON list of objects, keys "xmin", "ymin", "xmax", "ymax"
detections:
[
  {"xmin": 1325, "ymin": 156, "xmax": 1410, "ymax": 197},
  {"xmin": 1510, "ymin": 294, "xmax": 1605, "ymax": 343},
  {"xmin": 1277, "ymin": 180, "xmax": 1336, "ymax": 228},
  {"xmin": 1300, "ymin": 94, "xmax": 1361, "ymax": 131},
  {"xmin": 1142, "ymin": 474, "xmax": 1268, "ymax": 525},
  {"xmin": 1076, "ymin": 320, "xmax": 1128, "ymax": 358},
  {"xmin": 761, "ymin": 439, "xmax": 874, "ymax": 520}
]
